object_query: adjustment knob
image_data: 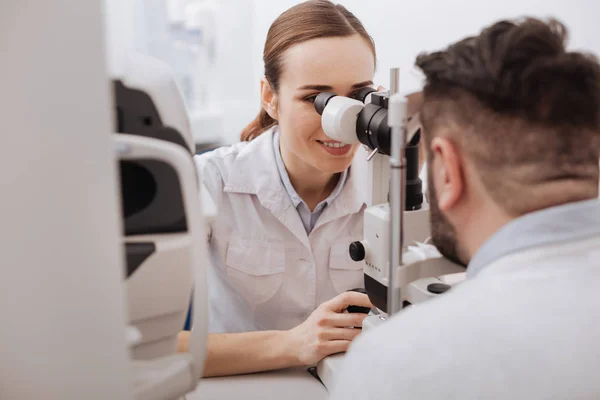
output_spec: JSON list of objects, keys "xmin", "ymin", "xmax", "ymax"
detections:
[
  {"xmin": 349, "ymin": 241, "xmax": 366, "ymax": 262},
  {"xmin": 427, "ymin": 283, "xmax": 451, "ymax": 294},
  {"xmin": 346, "ymin": 288, "xmax": 371, "ymax": 314}
]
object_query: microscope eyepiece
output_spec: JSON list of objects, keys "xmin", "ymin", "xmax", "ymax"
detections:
[
  {"xmin": 314, "ymin": 92, "xmax": 337, "ymax": 115},
  {"xmin": 352, "ymin": 86, "xmax": 377, "ymax": 103},
  {"xmin": 316, "ymin": 87, "xmax": 425, "ymax": 211}
]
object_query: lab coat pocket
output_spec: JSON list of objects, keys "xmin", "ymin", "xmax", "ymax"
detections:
[
  {"xmin": 225, "ymin": 239, "xmax": 285, "ymax": 306},
  {"xmin": 329, "ymin": 241, "xmax": 364, "ymax": 294}
]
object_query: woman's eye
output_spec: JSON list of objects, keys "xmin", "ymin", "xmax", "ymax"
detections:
[{"xmin": 303, "ymin": 94, "xmax": 318, "ymax": 104}]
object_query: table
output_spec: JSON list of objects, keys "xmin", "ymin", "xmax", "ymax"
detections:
[{"xmin": 186, "ymin": 367, "xmax": 328, "ymax": 400}]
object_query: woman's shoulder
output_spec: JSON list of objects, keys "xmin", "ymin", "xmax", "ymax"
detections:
[
  {"xmin": 194, "ymin": 141, "xmax": 248, "ymax": 171},
  {"xmin": 193, "ymin": 131, "xmax": 274, "ymax": 181},
  {"xmin": 192, "ymin": 142, "xmax": 249, "ymax": 211}
]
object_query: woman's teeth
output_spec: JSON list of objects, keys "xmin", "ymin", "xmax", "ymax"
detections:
[{"xmin": 319, "ymin": 141, "xmax": 346, "ymax": 148}]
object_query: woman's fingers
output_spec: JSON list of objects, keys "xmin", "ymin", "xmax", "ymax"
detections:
[
  {"xmin": 320, "ymin": 340, "xmax": 352, "ymax": 357},
  {"xmin": 319, "ymin": 327, "xmax": 363, "ymax": 341},
  {"xmin": 325, "ymin": 291, "xmax": 374, "ymax": 313},
  {"xmin": 323, "ymin": 312, "xmax": 369, "ymax": 329}
]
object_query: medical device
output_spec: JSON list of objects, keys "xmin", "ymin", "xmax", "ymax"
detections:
[
  {"xmin": 113, "ymin": 52, "xmax": 211, "ymax": 400},
  {"xmin": 3, "ymin": 1, "xmax": 212, "ymax": 398},
  {"xmin": 315, "ymin": 69, "xmax": 464, "ymax": 390},
  {"xmin": 315, "ymin": 77, "xmax": 429, "ymax": 313}
]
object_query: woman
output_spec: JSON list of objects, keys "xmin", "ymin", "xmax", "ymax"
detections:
[{"xmin": 179, "ymin": 0, "xmax": 377, "ymax": 377}]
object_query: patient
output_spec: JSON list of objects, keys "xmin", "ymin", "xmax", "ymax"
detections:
[{"xmin": 331, "ymin": 17, "xmax": 600, "ymax": 399}]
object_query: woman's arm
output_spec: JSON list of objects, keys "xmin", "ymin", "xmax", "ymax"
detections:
[
  {"xmin": 178, "ymin": 330, "xmax": 299, "ymax": 377},
  {"xmin": 178, "ymin": 291, "xmax": 373, "ymax": 378}
]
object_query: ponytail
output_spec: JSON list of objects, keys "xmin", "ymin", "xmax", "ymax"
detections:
[{"xmin": 240, "ymin": 108, "xmax": 277, "ymax": 142}]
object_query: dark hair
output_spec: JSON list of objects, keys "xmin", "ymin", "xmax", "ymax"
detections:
[
  {"xmin": 415, "ymin": 18, "xmax": 600, "ymax": 214},
  {"xmin": 240, "ymin": 0, "xmax": 376, "ymax": 141}
]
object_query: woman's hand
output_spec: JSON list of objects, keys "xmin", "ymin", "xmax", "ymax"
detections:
[{"xmin": 285, "ymin": 291, "xmax": 374, "ymax": 366}]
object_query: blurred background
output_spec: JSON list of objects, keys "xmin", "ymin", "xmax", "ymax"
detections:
[{"xmin": 120, "ymin": 0, "xmax": 599, "ymax": 149}]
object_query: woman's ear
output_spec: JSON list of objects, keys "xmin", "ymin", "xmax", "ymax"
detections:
[{"xmin": 260, "ymin": 78, "xmax": 279, "ymax": 120}]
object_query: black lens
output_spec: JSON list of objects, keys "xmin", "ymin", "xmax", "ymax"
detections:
[
  {"xmin": 353, "ymin": 87, "xmax": 377, "ymax": 103},
  {"xmin": 405, "ymin": 130, "xmax": 423, "ymax": 210},
  {"xmin": 314, "ymin": 92, "xmax": 337, "ymax": 115}
]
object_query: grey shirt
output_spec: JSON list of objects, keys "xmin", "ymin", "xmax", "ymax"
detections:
[{"xmin": 273, "ymin": 129, "xmax": 348, "ymax": 234}]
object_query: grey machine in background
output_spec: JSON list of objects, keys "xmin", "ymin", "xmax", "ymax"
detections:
[{"xmin": 112, "ymin": 52, "xmax": 214, "ymax": 399}]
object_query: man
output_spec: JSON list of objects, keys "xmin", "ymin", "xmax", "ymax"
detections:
[{"xmin": 330, "ymin": 18, "xmax": 600, "ymax": 399}]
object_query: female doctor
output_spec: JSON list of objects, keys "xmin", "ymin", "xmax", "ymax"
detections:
[{"xmin": 179, "ymin": 0, "xmax": 377, "ymax": 377}]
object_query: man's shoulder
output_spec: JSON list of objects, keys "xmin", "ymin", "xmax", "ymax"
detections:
[
  {"xmin": 331, "ymin": 282, "xmax": 504, "ymax": 399},
  {"xmin": 339, "ymin": 280, "xmax": 504, "ymax": 375},
  {"xmin": 353, "ymin": 282, "xmax": 482, "ymax": 357}
]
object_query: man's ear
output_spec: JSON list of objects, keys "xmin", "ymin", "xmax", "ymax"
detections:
[
  {"xmin": 260, "ymin": 77, "xmax": 279, "ymax": 120},
  {"xmin": 430, "ymin": 136, "xmax": 464, "ymax": 211}
]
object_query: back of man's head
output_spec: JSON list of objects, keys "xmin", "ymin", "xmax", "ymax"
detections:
[{"xmin": 416, "ymin": 18, "xmax": 600, "ymax": 216}]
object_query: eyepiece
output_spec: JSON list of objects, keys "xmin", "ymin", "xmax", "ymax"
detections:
[
  {"xmin": 353, "ymin": 87, "xmax": 377, "ymax": 103},
  {"xmin": 315, "ymin": 92, "xmax": 337, "ymax": 115}
]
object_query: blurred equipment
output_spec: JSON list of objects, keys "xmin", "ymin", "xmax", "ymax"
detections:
[
  {"xmin": 113, "ymin": 51, "xmax": 211, "ymax": 399},
  {"xmin": 1, "ymin": 0, "xmax": 212, "ymax": 398},
  {"xmin": 1, "ymin": 1, "xmax": 132, "ymax": 398}
]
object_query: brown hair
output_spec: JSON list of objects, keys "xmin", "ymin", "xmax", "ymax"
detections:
[
  {"xmin": 415, "ymin": 18, "xmax": 600, "ymax": 215},
  {"xmin": 240, "ymin": 0, "xmax": 376, "ymax": 141}
]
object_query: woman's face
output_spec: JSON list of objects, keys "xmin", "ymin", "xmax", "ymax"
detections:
[{"xmin": 265, "ymin": 35, "xmax": 375, "ymax": 175}]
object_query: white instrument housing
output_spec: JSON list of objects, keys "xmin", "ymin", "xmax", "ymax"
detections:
[{"xmin": 320, "ymin": 96, "xmax": 364, "ymax": 144}]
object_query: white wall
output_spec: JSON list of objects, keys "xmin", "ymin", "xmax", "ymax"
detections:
[
  {"xmin": 214, "ymin": 0, "xmax": 257, "ymax": 144},
  {"xmin": 129, "ymin": 0, "xmax": 256, "ymax": 145},
  {"xmin": 127, "ymin": 0, "xmax": 599, "ymax": 145},
  {"xmin": 250, "ymin": 0, "xmax": 301, "ymax": 123},
  {"xmin": 252, "ymin": 0, "xmax": 600, "ymax": 97}
]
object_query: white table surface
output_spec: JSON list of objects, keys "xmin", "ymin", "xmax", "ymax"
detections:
[{"xmin": 186, "ymin": 367, "xmax": 328, "ymax": 400}]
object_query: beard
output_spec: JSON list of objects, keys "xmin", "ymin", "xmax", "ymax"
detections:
[{"xmin": 427, "ymin": 163, "xmax": 468, "ymax": 267}]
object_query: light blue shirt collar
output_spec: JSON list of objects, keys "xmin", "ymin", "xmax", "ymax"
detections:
[
  {"xmin": 273, "ymin": 129, "xmax": 348, "ymax": 232},
  {"xmin": 468, "ymin": 198, "xmax": 600, "ymax": 278}
]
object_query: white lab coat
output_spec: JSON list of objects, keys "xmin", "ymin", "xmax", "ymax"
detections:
[
  {"xmin": 194, "ymin": 128, "xmax": 366, "ymax": 333},
  {"xmin": 331, "ymin": 233, "xmax": 600, "ymax": 399}
]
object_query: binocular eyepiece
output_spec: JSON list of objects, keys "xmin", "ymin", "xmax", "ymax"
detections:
[
  {"xmin": 315, "ymin": 89, "xmax": 420, "ymax": 155},
  {"xmin": 314, "ymin": 89, "xmax": 424, "ymax": 211},
  {"xmin": 314, "ymin": 86, "xmax": 377, "ymax": 115}
]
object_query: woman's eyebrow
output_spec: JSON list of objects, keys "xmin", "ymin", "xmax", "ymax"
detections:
[
  {"xmin": 297, "ymin": 84, "xmax": 332, "ymax": 91},
  {"xmin": 297, "ymin": 80, "xmax": 373, "ymax": 91},
  {"xmin": 351, "ymin": 80, "xmax": 374, "ymax": 89}
]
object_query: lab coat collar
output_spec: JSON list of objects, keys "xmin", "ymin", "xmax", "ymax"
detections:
[
  {"xmin": 223, "ymin": 127, "xmax": 365, "ymax": 243},
  {"xmin": 223, "ymin": 127, "xmax": 284, "ymax": 207}
]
